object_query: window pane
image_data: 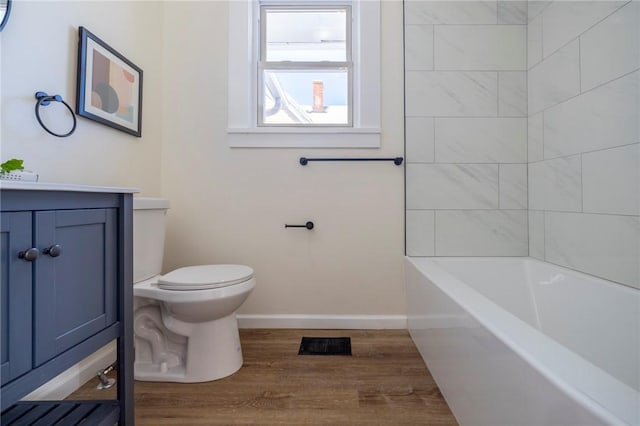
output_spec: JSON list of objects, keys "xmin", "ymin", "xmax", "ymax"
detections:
[
  {"xmin": 264, "ymin": 8, "xmax": 347, "ymax": 62},
  {"xmin": 262, "ymin": 69, "xmax": 349, "ymax": 125}
]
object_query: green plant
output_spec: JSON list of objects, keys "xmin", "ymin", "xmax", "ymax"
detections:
[{"xmin": 0, "ymin": 158, "xmax": 25, "ymax": 175}]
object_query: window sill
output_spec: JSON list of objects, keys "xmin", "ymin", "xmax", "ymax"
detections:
[{"xmin": 227, "ymin": 127, "xmax": 381, "ymax": 148}]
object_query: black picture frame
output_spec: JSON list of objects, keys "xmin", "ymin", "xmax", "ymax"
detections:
[
  {"xmin": 0, "ymin": 0, "xmax": 12, "ymax": 32},
  {"xmin": 76, "ymin": 26, "xmax": 143, "ymax": 137}
]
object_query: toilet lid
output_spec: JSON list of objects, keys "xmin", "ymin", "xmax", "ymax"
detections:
[{"xmin": 158, "ymin": 265, "xmax": 254, "ymax": 290}]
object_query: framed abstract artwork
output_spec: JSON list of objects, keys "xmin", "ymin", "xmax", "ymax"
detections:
[{"xmin": 76, "ymin": 26, "xmax": 143, "ymax": 137}]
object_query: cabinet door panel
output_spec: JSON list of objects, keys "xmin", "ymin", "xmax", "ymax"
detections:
[
  {"xmin": 0, "ymin": 212, "xmax": 33, "ymax": 384},
  {"xmin": 34, "ymin": 209, "xmax": 117, "ymax": 366}
]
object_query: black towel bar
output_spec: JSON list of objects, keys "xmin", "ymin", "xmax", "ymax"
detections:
[{"xmin": 299, "ymin": 157, "xmax": 403, "ymax": 166}]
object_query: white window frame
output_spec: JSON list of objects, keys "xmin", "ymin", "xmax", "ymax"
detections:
[
  {"xmin": 228, "ymin": 0, "xmax": 381, "ymax": 148},
  {"xmin": 258, "ymin": 4, "xmax": 353, "ymax": 127}
]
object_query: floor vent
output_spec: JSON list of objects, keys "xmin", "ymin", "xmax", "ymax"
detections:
[{"xmin": 298, "ymin": 337, "xmax": 352, "ymax": 356}]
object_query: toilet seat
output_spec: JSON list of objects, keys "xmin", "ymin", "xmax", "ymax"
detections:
[{"xmin": 158, "ymin": 265, "xmax": 254, "ymax": 291}]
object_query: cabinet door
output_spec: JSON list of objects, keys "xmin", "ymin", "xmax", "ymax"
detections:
[
  {"xmin": 34, "ymin": 209, "xmax": 117, "ymax": 366},
  {"xmin": 0, "ymin": 212, "xmax": 33, "ymax": 384}
]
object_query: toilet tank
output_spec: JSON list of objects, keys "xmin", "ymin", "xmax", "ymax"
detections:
[{"xmin": 133, "ymin": 197, "xmax": 170, "ymax": 283}]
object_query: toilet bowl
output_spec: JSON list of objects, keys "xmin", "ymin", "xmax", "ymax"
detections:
[{"xmin": 132, "ymin": 198, "xmax": 255, "ymax": 383}]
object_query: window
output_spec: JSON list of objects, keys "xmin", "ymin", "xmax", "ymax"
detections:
[
  {"xmin": 228, "ymin": 0, "xmax": 380, "ymax": 148},
  {"xmin": 259, "ymin": 5, "xmax": 352, "ymax": 126}
]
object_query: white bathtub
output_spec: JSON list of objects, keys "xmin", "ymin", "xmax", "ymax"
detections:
[{"xmin": 405, "ymin": 257, "xmax": 639, "ymax": 426}]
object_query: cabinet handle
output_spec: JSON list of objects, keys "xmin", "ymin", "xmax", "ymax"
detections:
[
  {"xmin": 18, "ymin": 248, "xmax": 40, "ymax": 262},
  {"xmin": 43, "ymin": 244, "xmax": 63, "ymax": 257}
]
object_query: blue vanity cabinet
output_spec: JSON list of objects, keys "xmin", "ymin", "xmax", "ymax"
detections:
[
  {"xmin": 33, "ymin": 208, "xmax": 118, "ymax": 366},
  {"xmin": 0, "ymin": 211, "xmax": 33, "ymax": 385},
  {"xmin": 0, "ymin": 185, "xmax": 135, "ymax": 426}
]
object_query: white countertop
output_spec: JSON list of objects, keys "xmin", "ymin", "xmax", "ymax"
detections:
[{"xmin": 0, "ymin": 181, "xmax": 139, "ymax": 194}]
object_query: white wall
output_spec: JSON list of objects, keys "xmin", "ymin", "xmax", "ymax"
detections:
[
  {"xmin": 160, "ymin": 1, "xmax": 406, "ymax": 319},
  {"xmin": 404, "ymin": 0, "xmax": 529, "ymax": 256},
  {"xmin": 1, "ymin": 1, "xmax": 163, "ymax": 194},
  {"xmin": 1, "ymin": 1, "xmax": 406, "ymax": 321},
  {"xmin": 527, "ymin": 1, "xmax": 640, "ymax": 289}
]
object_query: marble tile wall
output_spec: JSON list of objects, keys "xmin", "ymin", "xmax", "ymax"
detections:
[
  {"xmin": 527, "ymin": 1, "xmax": 640, "ymax": 289},
  {"xmin": 404, "ymin": 0, "xmax": 529, "ymax": 257},
  {"xmin": 405, "ymin": 0, "xmax": 639, "ymax": 289}
]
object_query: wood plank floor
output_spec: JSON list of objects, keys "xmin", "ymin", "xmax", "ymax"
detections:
[{"xmin": 69, "ymin": 329, "xmax": 457, "ymax": 425}]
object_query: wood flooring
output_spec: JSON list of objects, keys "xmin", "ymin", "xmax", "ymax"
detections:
[{"xmin": 69, "ymin": 329, "xmax": 457, "ymax": 425}]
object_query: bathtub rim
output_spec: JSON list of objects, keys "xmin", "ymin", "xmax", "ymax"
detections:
[{"xmin": 405, "ymin": 256, "xmax": 639, "ymax": 426}]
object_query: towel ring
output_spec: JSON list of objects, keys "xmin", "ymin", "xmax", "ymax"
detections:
[{"xmin": 34, "ymin": 91, "xmax": 77, "ymax": 138}]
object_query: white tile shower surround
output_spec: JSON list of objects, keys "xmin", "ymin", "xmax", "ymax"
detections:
[
  {"xmin": 579, "ymin": 1, "xmax": 640, "ymax": 92},
  {"xmin": 528, "ymin": 155, "xmax": 582, "ymax": 212},
  {"xmin": 527, "ymin": 111, "xmax": 544, "ymax": 162},
  {"xmin": 405, "ymin": 72, "xmax": 529, "ymax": 118},
  {"xmin": 435, "ymin": 210, "xmax": 528, "ymax": 256},
  {"xmin": 404, "ymin": 1, "xmax": 498, "ymax": 25},
  {"xmin": 406, "ymin": 210, "xmax": 435, "ymax": 256},
  {"xmin": 406, "ymin": 163, "xmax": 499, "ymax": 210},
  {"xmin": 543, "ymin": 70, "xmax": 639, "ymax": 159},
  {"xmin": 523, "ymin": 0, "xmax": 640, "ymax": 288},
  {"xmin": 582, "ymin": 144, "xmax": 640, "ymax": 216},
  {"xmin": 544, "ymin": 212, "xmax": 640, "ymax": 288},
  {"xmin": 528, "ymin": 210, "xmax": 545, "ymax": 259},
  {"xmin": 406, "ymin": 209, "xmax": 529, "ymax": 257},
  {"xmin": 434, "ymin": 117, "xmax": 526, "ymax": 163},
  {"xmin": 405, "ymin": 71, "xmax": 499, "ymax": 117},
  {"xmin": 403, "ymin": 1, "xmax": 638, "ymax": 288},
  {"xmin": 498, "ymin": 1, "xmax": 528, "ymax": 25},
  {"xmin": 404, "ymin": 1, "xmax": 529, "ymax": 257},
  {"xmin": 527, "ymin": 13, "xmax": 543, "ymax": 67},
  {"xmin": 405, "ymin": 117, "xmax": 434, "ymax": 163},
  {"xmin": 499, "ymin": 164, "xmax": 527, "ymax": 210},
  {"xmin": 404, "ymin": 0, "xmax": 529, "ymax": 26},
  {"xmin": 540, "ymin": 1, "xmax": 628, "ymax": 58},
  {"xmin": 498, "ymin": 71, "xmax": 528, "ymax": 116},
  {"xmin": 434, "ymin": 25, "xmax": 526, "ymax": 71},
  {"xmin": 404, "ymin": 25, "xmax": 434, "ymax": 70},
  {"xmin": 528, "ymin": 1, "xmax": 552, "ymax": 22},
  {"xmin": 528, "ymin": 39, "xmax": 581, "ymax": 114}
]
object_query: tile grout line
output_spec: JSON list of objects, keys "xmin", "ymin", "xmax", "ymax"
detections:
[
  {"xmin": 432, "ymin": 117, "xmax": 436, "ymax": 163},
  {"xmin": 542, "ymin": 209, "xmax": 546, "ymax": 261},
  {"xmin": 498, "ymin": 163, "xmax": 502, "ymax": 209},
  {"xmin": 578, "ymin": 37, "xmax": 582, "ymax": 94},
  {"xmin": 497, "ymin": 71, "xmax": 501, "ymax": 116},
  {"xmin": 580, "ymin": 152, "xmax": 584, "ymax": 214},
  {"xmin": 535, "ymin": 1, "xmax": 630, "ymax": 65},
  {"xmin": 530, "ymin": 68, "xmax": 640, "ymax": 119},
  {"xmin": 533, "ymin": 142, "xmax": 640, "ymax": 164},
  {"xmin": 433, "ymin": 209, "xmax": 437, "ymax": 256},
  {"xmin": 541, "ymin": 111, "xmax": 545, "ymax": 160},
  {"xmin": 409, "ymin": 208, "xmax": 637, "ymax": 218},
  {"xmin": 432, "ymin": 24, "xmax": 435, "ymax": 73}
]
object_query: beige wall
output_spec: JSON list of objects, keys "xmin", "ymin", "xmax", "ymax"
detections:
[
  {"xmin": 1, "ymin": 1, "xmax": 406, "ymax": 318},
  {"xmin": 160, "ymin": 1, "xmax": 406, "ymax": 316},
  {"xmin": 1, "ymin": 1, "xmax": 163, "ymax": 194}
]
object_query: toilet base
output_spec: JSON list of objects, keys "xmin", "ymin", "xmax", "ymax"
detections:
[{"xmin": 134, "ymin": 314, "xmax": 244, "ymax": 383}]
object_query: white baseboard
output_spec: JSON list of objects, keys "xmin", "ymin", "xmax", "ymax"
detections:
[
  {"xmin": 237, "ymin": 314, "xmax": 407, "ymax": 329},
  {"xmin": 22, "ymin": 341, "xmax": 117, "ymax": 401}
]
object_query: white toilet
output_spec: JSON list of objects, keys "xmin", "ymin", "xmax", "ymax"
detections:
[{"xmin": 132, "ymin": 197, "xmax": 255, "ymax": 383}]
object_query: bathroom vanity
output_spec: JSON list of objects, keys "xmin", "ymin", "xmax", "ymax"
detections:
[{"xmin": 0, "ymin": 182, "xmax": 136, "ymax": 425}]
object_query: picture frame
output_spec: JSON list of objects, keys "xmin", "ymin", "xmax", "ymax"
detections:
[{"xmin": 76, "ymin": 26, "xmax": 143, "ymax": 137}]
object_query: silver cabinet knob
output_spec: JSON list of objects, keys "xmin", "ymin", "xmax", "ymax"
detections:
[
  {"xmin": 43, "ymin": 244, "xmax": 62, "ymax": 257},
  {"xmin": 18, "ymin": 248, "xmax": 39, "ymax": 262}
]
